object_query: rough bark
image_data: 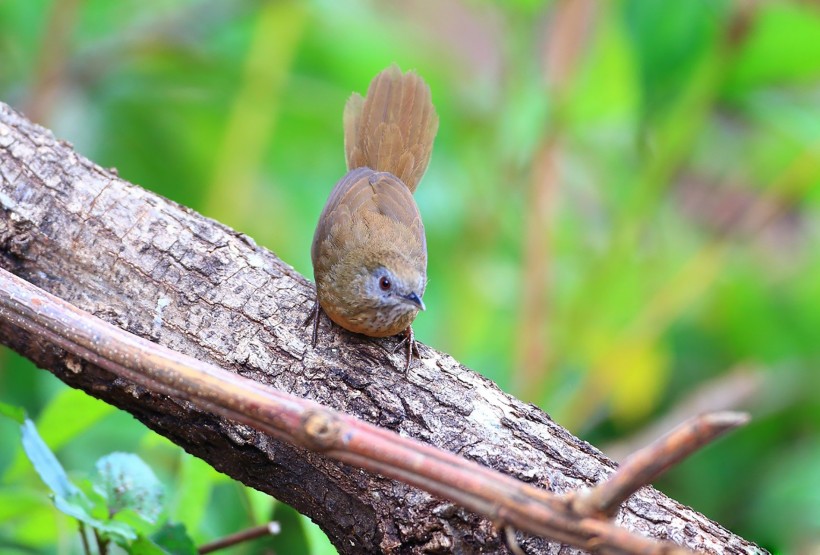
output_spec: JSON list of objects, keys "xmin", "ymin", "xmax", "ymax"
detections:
[{"xmin": 0, "ymin": 101, "xmax": 763, "ymax": 554}]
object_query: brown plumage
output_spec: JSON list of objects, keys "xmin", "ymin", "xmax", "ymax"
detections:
[{"xmin": 309, "ymin": 65, "xmax": 438, "ymax": 368}]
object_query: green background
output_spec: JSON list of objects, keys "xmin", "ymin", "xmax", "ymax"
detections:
[{"xmin": 2, "ymin": 0, "xmax": 819, "ymax": 553}]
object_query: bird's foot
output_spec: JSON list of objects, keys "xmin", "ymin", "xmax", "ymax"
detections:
[
  {"xmin": 392, "ymin": 326, "xmax": 421, "ymax": 371},
  {"xmin": 302, "ymin": 298, "xmax": 321, "ymax": 348}
]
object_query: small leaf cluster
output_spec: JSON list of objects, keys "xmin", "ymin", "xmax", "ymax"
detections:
[{"xmin": 1, "ymin": 402, "xmax": 196, "ymax": 555}]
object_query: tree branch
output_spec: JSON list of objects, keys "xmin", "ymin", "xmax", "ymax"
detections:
[
  {"xmin": 0, "ymin": 264, "xmax": 729, "ymax": 555},
  {"xmin": 570, "ymin": 412, "xmax": 750, "ymax": 519},
  {"xmin": 0, "ymin": 101, "xmax": 764, "ymax": 554}
]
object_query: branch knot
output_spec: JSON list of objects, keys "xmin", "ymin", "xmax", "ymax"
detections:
[{"xmin": 301, "ymin": 409, "xmax": 342, "ymax": 451}]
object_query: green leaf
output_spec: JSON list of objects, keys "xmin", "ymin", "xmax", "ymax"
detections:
[
  {"xmin": 19, "ymin": 418, "xmax": 79, "ymax": 500},
  {"xmin": 112, "ymin": 508, "xmax": 164, "ymax": 537},
  {"xmin": 96, "ymin": 519, "xmax": 139, "ymax": 546},
  {"xmin": 3, "ymin": 387, "xmax": 115, "ymax": 483},
  {"xmin": 52, "ymin": 493, "xmax": 95, "ymax": 523},
  {"xmin": 93, "ymin": 453, "xmax": 164, "ymax": 524},
  {"xmin": 17, "ymin": 419, "xmax": 140, "ymax": 544},
  {"xmin": 130, "ymin": 535, "xmax": 170, "ymax": 555},
  {"xmin": 0, "ymin": 401, "xmax": 26, "ymax": 424},
  {"xmin": 75, "ymin": 477, "xmax": 111, "ymax": 521},
  {"xmin": 52, "ymin": 491, "xmax": 136, "ymax": 544},
  {"xmin": 269, "ymin": 502, "xmax": 308, "ymax": 554},
  {"xmin": 151, "ymin": 522, "xmax": 198, "ymax": 555}
]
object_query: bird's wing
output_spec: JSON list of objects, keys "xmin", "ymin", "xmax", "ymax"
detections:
[{"xmin": 312, "ymin": 168, "xmax": 424, "ymax": 263}]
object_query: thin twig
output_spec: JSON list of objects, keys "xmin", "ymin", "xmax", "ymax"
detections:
[
  {"xmin": 198, "ymin": 522, "xmax": 280, "ymax": 554},
  {"xmin": 504, "ymin": 526, "xmax": 527, "ymax": 555},
  {"xmin": 77, "ymin": 521, "xmax": 92, "ymax": 555},
  {"xmin": 0, "ymin": 267, "xmax": 743, "ymax": 554},
  {"xmin": 572, "ymin": 412, "xmax": 750, "ymax": 518}
]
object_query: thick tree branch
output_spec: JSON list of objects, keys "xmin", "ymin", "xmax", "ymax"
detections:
[{"xmin": 0, "ymin": 102, "xmax": 764, "ymax": 554}]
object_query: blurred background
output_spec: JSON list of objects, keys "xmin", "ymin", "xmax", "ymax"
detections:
[{"xmin": 1, "ymin": 0, "xmax": 819, "ymax": 553}]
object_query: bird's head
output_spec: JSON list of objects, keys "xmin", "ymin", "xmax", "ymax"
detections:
[{"xmin": 340, "ymin": 248, "xmax": 426, "ymax": 336}]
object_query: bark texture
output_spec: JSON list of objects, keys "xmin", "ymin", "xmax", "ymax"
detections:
[{"xmin": 0, "ymin": 102, "xmax": 763, "ymax": 554}]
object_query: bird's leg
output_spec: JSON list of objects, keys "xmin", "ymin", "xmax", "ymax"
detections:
[
  {"xmin": 392, "ymin": 326, "xmax": 420, "ymax": 371},
  {"xmin": 302, "ymin": 298, "xmax": 322, "ymax": 348}
]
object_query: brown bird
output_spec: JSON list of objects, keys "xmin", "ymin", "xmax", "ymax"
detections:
[{"xmin": 308, "ymin": 65, "xmax": 439, "ymax": 369}]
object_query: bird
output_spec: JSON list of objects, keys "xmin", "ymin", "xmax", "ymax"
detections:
[{"xmin": 307, "ymin": 64, "xmax": 439, "ymax": 370}]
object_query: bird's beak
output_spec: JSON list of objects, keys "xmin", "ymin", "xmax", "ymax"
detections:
[{"xmin": 404, "ymin": 292, "xmax": 426, "ymax": 311}]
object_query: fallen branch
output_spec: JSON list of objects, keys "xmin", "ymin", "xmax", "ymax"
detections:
[
  {"xmin": 0, "ymin": 101, "xmax": 765, "ymax": 553},
  {"xmin": 571, "ymin": 412, "xmax": 749, "ymax": 519},
  {"xmin": 0, "ymin": 264, "xmax": 748, "ymax": 553}
]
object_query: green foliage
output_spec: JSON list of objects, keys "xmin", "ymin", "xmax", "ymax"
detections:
[
  {"xmin": 0, "ymin": 408, "xmax": 194, "ymax": 553},
  {"xmin": 93, "ymin": 453, "xmax": 164, "ymax": 525},
  {"xmin": 1, "ymin": 1, "xmax": 819, "ymax": 552},
  {"xmin": 0, "ymin": 388, "xmax": 334, "ymax": 554},
  {"xmin": 0, "ymin": 401, "xmax": 26, "ymax": 424},
  {"xmin": 268, "ymin": 503, "xmax": 311, "ymax": 554},
  {"xmin": 148, "ymin": 524, "xmax": 198, "ymax": 555}
]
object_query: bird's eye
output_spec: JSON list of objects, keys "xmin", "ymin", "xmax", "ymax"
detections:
[{"xmin": 379, "ymin": 276, "xmax": 392, "ymax": 291}]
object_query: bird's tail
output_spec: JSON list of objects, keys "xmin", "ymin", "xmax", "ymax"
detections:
[{"xmin": 343, "ymin": 64, "xmax": 439, "ymax": 193}]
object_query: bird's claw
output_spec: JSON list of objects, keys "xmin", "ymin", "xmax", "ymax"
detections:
[
  {"xmin": 392, "ymin": 326, "xmax": 420, "ymax": 371},
  {"xmin": 303, "ymin": 299, "xmax": 321, "ymax": 348}
]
